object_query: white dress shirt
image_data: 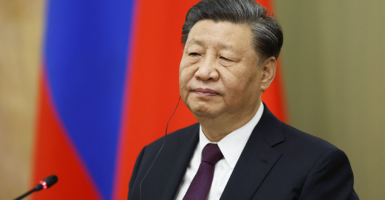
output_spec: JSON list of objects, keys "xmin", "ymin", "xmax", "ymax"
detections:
[{"xmin": 175, "ymin": 103, "xmax": 264, "ymax": 200}]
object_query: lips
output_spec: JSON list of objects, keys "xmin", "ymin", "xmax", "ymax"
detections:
[{"xmin": 194, "ymin": 88, "xmax": 218, "ymax": 96}]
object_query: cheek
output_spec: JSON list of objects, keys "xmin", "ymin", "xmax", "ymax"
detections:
[
  {"xmin": 179, "ymin": 66, "xmax": 195, "ymax": 97},
  {"xmin": 222, "ymin": 71, "xmax": 257, "ymax": 101},
  {"xmin": 179, "ymin": 63, "xmax": 196, "ymax": 84},
  {"xmin": 179, "ymin": 74, "xmax": 187, "ymax": 98},
  {"xmin": 179, "ymin": 69, "xmax": 189, "ymax": 89},
  {"xmin": 226, "ymin": 84, "xmax": 245, "ymax": 104}
]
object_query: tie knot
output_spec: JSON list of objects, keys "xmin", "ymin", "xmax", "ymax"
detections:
[{"xmin": 202, "ymin": 144, "xmax": 223, "ymax": 165}]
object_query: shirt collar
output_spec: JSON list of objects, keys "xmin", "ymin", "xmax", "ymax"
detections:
[{"xmin": 198, "ymin": 102, "xmax": 264, "ymax": 169}]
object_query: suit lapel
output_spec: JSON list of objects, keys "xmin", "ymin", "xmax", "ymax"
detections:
[
  {"xmin": 220, "ymin": 105, "xmax": 285, "ymax": 200},
  {"xmin": 142, "ymin": 124, "xmax": 199, "ymax": 200}
]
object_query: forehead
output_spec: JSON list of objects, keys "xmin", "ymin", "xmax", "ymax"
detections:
[{"xmin": 186, "ymin": 20, "xmax": 254, "ymax": 51}]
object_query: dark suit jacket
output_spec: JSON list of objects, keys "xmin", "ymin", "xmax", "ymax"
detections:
[{"xmin": 128, "ymin": 105, "xmax": 359, "ymax": 200}]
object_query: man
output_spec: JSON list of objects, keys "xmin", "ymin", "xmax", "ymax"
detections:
[{"xmin": 128, "ymin": 0, "xmax": 359, "ymax": 199}]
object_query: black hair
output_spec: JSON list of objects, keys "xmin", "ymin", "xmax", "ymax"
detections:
[{"xmin": 182, "ymin": 0, "xmax": 283, "ymax": 63}]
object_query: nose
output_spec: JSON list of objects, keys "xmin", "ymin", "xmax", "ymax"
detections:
[{"xmin": 194, "ymin": 55, "xmax": 219, "ymax": 81}]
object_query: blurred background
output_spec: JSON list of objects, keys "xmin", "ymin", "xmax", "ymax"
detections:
[{"xmin": 0, "ymin": 0, "xmax": 384, "ymax": 199}]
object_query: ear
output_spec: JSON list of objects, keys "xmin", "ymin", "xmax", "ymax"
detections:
[{"xmin": 260, "ymin": 56, "xmax": 277, "ymax": 91}]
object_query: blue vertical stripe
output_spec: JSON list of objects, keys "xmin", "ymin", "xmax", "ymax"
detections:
[{"xmin": 44, "ymin": 0, "xmax": 136, "ymax": 199}]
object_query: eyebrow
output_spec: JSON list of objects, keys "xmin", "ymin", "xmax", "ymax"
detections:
[
  {"xmin": 189, "ymin": 39, "xmax": 204, "ymax": 46},
  {"xmin": 218, "ymin": 43, "xmax": 233, "ymax": 50},
  {"xmin": 189, "ymin": 39, "xmax": 234, "ymax": 50}
]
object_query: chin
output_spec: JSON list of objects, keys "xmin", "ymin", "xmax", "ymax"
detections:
[
  {"xmin": 185, "ymin": 97, "xmax": 222, "ymax": 117},
  {"xmin": 189, "ymin": 106, "xmax": 220, "ymax": 119}
]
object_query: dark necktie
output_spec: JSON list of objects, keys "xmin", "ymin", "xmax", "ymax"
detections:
[{"xmin": 183, "ymin": 144, "xmax": 224, "ymax": 200}]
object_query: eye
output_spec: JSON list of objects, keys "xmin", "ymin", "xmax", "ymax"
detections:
[
  {"xmin": 189, "ymin": 52, "xmax": 200, "ymax": 56},
  {"xmin": 220, "ymin": 56, "xmax": 231, "ymax": 61}
]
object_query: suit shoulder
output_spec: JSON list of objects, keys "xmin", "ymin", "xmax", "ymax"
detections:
[
  {"xmin": 280, "ymin": 123, "xmax": 341, "ymax": 154},
  {"xmin": 272, "ymin": 122, "xmax": 354, "ymax": 183},
  {"xmin": 145, "ymin": 123, "xmax": 199, "ymax": 150}
]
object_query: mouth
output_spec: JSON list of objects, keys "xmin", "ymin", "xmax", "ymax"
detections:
[{"xmin": 193, "ymin": 88, "xmax": 219, "ymax": 96}]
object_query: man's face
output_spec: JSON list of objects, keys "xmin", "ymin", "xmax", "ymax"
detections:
[{"xmin": 179, "ymin": 20, "xmax": 264, "ymax": 121}]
